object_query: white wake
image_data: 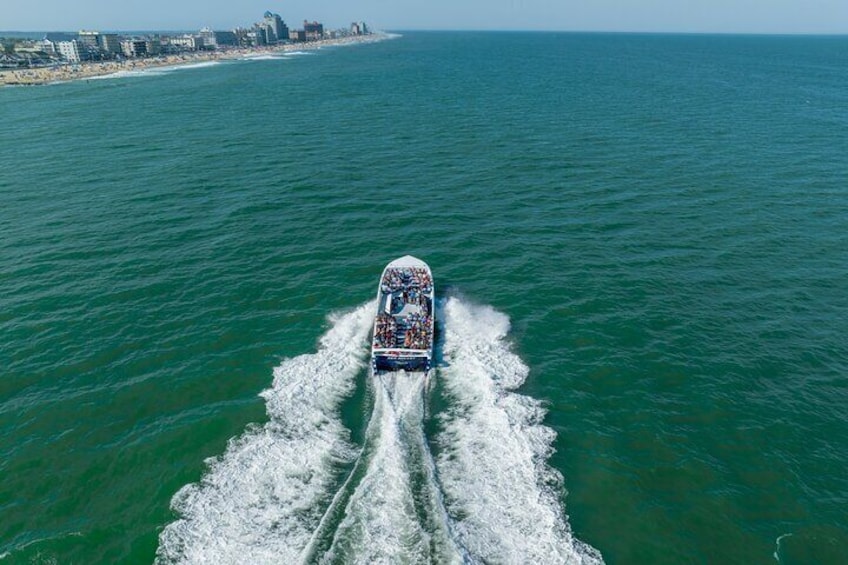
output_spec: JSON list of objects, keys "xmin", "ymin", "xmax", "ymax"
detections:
[
  {"xmin": 318, "ymin": 372, "xmax": 465, "ymax": 564},
  {"xmin": 155, "ymin": 304, "xmax": 372, "ymax": 564},
  {"xmin": 436, "ymin": 297, "xmax": 603, "ymax": 564},
  {"xmin": 156, "ymin": 297, "xmax": 603, "ymax": 564}
]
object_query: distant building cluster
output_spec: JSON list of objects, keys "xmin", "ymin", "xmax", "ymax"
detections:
[{"xmin": 0, "ymin": 9, "xmax": 372, "ymax": 69}]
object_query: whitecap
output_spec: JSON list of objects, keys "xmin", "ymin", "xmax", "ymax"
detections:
[
  {"xmin": 773, "ymin": 532, "xmax": 793, "ymax": 562},
  {"xmin": 241, "ymin": 54, "xmax": 286, "ymax": 61}
]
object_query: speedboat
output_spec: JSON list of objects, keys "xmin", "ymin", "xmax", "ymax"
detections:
[{"xmin": 371, "ymin": 255, "xmax": 434, "ymax": 373}]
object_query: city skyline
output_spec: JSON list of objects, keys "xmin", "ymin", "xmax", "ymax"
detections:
[{"xmin": 2, "ymin": 0, "xmax": 848, "ymax": 34}]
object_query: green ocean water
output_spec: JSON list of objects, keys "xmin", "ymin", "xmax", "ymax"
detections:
[{"xmin": 1, "ymin": 32, "xmax": 847, "ymax": 564}]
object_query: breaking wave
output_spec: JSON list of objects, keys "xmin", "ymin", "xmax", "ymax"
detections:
[
  {"xmin": 156, "ymin": 297, "xmax": 602, "ymax": 564},
  {"xmin": 241, "ymin": 54, "xmax": 287, "ymax": 61},
  {"xmin": 86, "ymin": 61, "xmax": 223, "ymax": 81}
]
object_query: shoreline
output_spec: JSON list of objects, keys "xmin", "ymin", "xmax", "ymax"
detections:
[{"xmin": 0, "ymin": 33, "xmax": 394, "ymax": 87}]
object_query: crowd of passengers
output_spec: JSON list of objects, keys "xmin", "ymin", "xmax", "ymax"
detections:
[
  {"xmin": 373, "ymin": 313, "xmax": 398, "ymax": 349},
  {"xmin": 403, "ymin": 313, "xmax": 433, "ymax": 350},
  {"xmin": 381, "ymin": 267, "xmax": 433, "ymax": 293},
  {"xmin": 372, "ymin": 312, "xmax": 433, "ymax": 350}
]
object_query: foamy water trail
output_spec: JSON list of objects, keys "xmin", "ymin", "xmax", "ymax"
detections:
[
  {"xmin": 155, "ymin": 304, "xmax": 373, "ymax": 564},
  {"xmin": 157, "ymin": 297, "xmax": 600, "ymax": 564},
  {"xmin": 319, "ymin": 372, "xmax": 464, "ymax": 564},
  {"xmin": 436, "ymin": 297, "xmax": 604, "ymax": 564}
]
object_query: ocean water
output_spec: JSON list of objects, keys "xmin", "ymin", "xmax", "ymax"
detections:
[{"xmin": 1, "ymin": 32, "xmax": 847, "ymax": 564}]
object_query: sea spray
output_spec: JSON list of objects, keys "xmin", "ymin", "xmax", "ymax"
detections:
[
  {"xmin": 155, "ymin": 304, "xmax": 373, "ymax": 564},
  {"xmin": 436, "ymin": 297, "xmax": 603, "ymax": 564}
]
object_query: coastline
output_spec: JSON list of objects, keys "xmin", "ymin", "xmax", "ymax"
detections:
[{"xmin": 0, "ymin": 32, "xmax": 394, "ymax": 87}]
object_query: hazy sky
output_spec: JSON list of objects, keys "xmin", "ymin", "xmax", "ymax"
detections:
[{"xmin": 2, "ymin": 0, "xmax": 847, "ymax": 34}]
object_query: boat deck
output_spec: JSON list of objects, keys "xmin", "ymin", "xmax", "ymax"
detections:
[{"xmin": 371, "ymin": 259, "xmax": 434, "ymax": 372}]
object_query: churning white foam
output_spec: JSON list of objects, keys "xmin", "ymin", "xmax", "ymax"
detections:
[
  {"xmin": 319, "ymin": 372, "xmax": 464, "ymax": 564},
  {"xmin": 321, "ymin": 373, "xmax": 429, "ymax": 562},
  {"xmin": 241, "ymin": 54, "xmax": 286, "ymax": 61},
  {"xmin": 157, "ymin": 296, "xmax": 601, "ymax": 564},
  {"xmin": 86, "ymin": 61, "xmax": 223, "ymax": 82},
  {"xmin": 155, "ymin": 303, "xmax": 373, "ymax": 564},
  {"xmin": 154, "ymin": 61, "xmax": 222, "ymax": 72},
  {"xmin": 436, "ymin": 297, "xmax": 603, "ymax": 564}
]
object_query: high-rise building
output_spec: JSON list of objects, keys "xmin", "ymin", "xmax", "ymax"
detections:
[
  {"xmin": 250, "ymin": 25, "xmax": 268, "ymax": 46},
  {"xmin": 199, "ymin": 28, "xmax": 217, "ymax": 48},
  {"xmin": 232, "ymin": 28, "xmax": 249, "ymax": 47},
  {"xmin": 99, "ymin": 34, "xmax": 121, "ymax": 55},
  {"xmin": 263, "ymin": 11, "xmax": 289, "ymax": 43},
  {"xmin": 351, "ymin": 22, "xmax": 370, "ymax": 35},
  {"xmin": 303, "ymin": 21, "xmax": 324, "ymax": 41},
  {"xmin": 77, "ymin": 31, "xmax": 100, "ymax": 49}
]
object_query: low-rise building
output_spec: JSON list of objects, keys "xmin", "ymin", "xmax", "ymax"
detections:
[
  {"xmin": 13, "ymin": 41, "xmax": 45, "ymax": 54},
  {"xmin": 42, "ymin": 33, "xmax": 76, "ymax": 56},
  {"xmin": 168, "ymin": 35, "xmax": 204, "ymax": 51},
  {"xmin": 0, "ymin": 53, "xmax": 20, "ymax": 68},
  {"xmin": 145, "ymin": 39, "xmax": 162, "ymax": 55},
  {"xmin": 57, "ymin": 40, "xmax": 83, "ymax": 63},
  {"xmin": 199, "ymin": 28, "xmax": 238, "ymax": 48},
  {"xmin": 120, "ymin": 39, "xmax": 147, "ymax": 58}
]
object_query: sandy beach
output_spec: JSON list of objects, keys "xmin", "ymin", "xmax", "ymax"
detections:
[{"xmin": 0, "ymin": 33, "xmax": 391, "ymax": 86}]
